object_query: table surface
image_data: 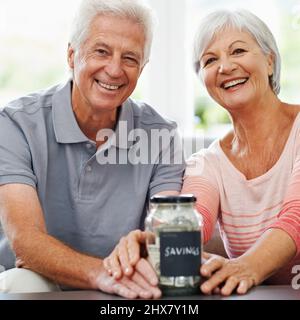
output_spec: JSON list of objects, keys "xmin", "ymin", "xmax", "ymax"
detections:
[{"xmin": 0, "ymin": 285, "xmax": 299, "ymax": 300}]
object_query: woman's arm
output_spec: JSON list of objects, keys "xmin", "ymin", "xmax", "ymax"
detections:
[
  {"xmin": 200, "ymin": 228, "xmax": 296, "ymax": 295},
  {"xmin": 201, "ymin": 155, "xmax": 300, "ymax": 295}
]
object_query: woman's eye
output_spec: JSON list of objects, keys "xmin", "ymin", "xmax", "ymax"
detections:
[
  {"xmin": 232, "ymin": 48, "xmax": 246, "ymax": 55},
  {"xmin": 203, "ymin": 57, "xmax": 216, "ymax": 67}
]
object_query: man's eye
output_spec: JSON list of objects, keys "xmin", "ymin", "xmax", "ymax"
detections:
[
  {"xmin": 124, "ymin": 57, "xmax": 139, "ymax": 65},
  {"xmin": 97, "ymin": 49, "xmax": 108, "ymax": 56},
  {"xmin": 232, "ymin": 48, "xmax": 246, "ymax": 55}
]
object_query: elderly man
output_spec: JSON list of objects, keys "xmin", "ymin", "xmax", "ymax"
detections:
[{"xmin": 0, "ymin": 0, "xmax": 184, "ymax": 299}]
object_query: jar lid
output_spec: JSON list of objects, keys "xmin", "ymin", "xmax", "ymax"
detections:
[{"xmin": 150, "ymin": 194, "xmax": 196, "ymax": 203}]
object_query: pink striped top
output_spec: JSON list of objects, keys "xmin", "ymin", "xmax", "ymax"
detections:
[{"xmin": 182, "ymin": 113, "xmax": 300, "ymax": 284}]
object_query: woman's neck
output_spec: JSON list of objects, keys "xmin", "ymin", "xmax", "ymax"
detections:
[{"xmin": 228, "ymin": 94, "xmax": 284, "ymax": 152}]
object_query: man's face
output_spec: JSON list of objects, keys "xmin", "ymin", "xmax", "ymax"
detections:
[{"xmin": 68, "ymin": 14, "xmax": 146, "ymax": 113}]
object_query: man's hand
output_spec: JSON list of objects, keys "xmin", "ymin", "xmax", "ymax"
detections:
[
  {"xmin": 200, "ymin": 252, "xmax": 258, "ymax": 296},
  {"xmin": 103, "ymin": 230, "xmax": 149, "ymax": 279},
  {"xmin": 97, "ymin": 258, "xmax": 161, "ymax": 299}
]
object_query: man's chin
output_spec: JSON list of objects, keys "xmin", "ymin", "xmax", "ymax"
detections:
[{"xmin": 91, "ymin": 100, "xmax": 123, "ymax": 112}]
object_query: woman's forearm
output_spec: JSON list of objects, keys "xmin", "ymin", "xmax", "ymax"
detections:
[{"xmin": 240, "ymin": 228, "xmax": 297, "ymax": 284}]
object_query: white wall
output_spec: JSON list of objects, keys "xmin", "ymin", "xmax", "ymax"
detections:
[{"xmin": 143, "ymin": 0, "xmax": 195, "ymax": 136}]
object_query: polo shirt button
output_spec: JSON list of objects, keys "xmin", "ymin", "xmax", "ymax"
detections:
[
  {"xmin": 86, "ymin": 143, "xmax": 93, "ymax": 149},
  {"xmin": 86, "ymin": 165, "xmax": 92, "ymax": 172}
]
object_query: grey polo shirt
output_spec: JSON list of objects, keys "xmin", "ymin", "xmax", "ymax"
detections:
[{"xmin": 0, "ymin": 80, "xmax": 185, "ymax": 270}]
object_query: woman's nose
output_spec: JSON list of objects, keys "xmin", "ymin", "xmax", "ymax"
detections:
[{"xmin": 218, "ymin": 58, "xmax": 236, "ymax": 74}]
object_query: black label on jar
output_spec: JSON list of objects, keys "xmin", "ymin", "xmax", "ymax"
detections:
[{"xmin": 160, "ymin": 231, "xmax": 201, "ymax": 277}]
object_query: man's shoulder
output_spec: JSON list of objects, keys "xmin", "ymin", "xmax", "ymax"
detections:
[
  {"xmin": 1, "ymin": 83, "xmax": 61, "ymax": 119},
  {"xmin": 129, "ymin": 99, "xmax": 178, "ymax": 130}
]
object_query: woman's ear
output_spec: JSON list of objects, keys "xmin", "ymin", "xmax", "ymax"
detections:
[
  {"xmin": 67, "ymin": 44, "xmax": 75, "ymax": 69},
  {"xmin": 267, "ymin": 52, "xmax": 275, "ymax": 77}
]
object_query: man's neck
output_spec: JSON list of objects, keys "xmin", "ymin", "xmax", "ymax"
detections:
[
  {"xmin": 70, "ymin": 82, "xmax": 121, "ymax": 142},
  {"xmin": 72, "ymin": 103, "xmax": 120, "ymax": 142}
]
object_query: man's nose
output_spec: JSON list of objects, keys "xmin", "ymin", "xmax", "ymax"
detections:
[{"xmin": 105, "ymin": 56, "xmax": 123, "ymax": 78}]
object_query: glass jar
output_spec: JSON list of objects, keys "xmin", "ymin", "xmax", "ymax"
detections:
[{"xmin": 145, "ymin": 194, "xmax": 203, "ymax": 296}]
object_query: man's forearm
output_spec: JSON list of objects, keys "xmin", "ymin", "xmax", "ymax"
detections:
[
  {"xmin": 0, "ymin": 184, "xmax": 104, "ymax": 290},
  {"xmin": 14, "ymin": 230, "xmax": 103, "ymax": 289}
]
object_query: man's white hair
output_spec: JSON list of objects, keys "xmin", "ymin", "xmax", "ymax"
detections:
[
  {"xmin": 193, "ymin": 9, "xmax": 281, "ymax": 95},
  {"xmin": 69, "ymin": 0, "xmax": 157, "ymax": 64}
]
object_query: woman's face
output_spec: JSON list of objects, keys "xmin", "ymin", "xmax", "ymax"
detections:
[{"xmin": 199, "ymin": 28, "xmax": 274, "ymax": 111}]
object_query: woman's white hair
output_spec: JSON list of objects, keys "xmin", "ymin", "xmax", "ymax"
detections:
[
  {"xmin": 193, "ymin": 9, "xmax": 281, "ymax": 95},
  {"xmin": 69, "ymin": 0, "xmax": 156, "ymax": 64}
]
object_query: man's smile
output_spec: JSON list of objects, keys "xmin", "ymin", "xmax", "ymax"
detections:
[{"xmin": 95, "ymin": 79, "xmax": 123, "ymax": 91}]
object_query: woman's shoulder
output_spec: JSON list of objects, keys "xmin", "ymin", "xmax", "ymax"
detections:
[
  {"xmin": 283, "ymin": 103, "xmax": 300, "ymax": 120},
  {"xmin": 282, "ymin": 104, "xmax": 300, "ymax": 157},
  {"xmin": 283, "ymin": 104, "xmax": 300, "ymax": 136},
  {"xmin": 185, "ymin": 139, "xmax": 222, "ymax": 175},
  {"xmin": 185, "ymin": 146, "xmax": 219, "ymax": 179}
]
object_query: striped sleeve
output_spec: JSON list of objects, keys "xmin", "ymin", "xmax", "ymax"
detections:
[
  {"xmin": 181, "ymin": 153, "xmax": 220, "ymax": 244},
  {"xmin": 268, "ymin": 155, "xmax": 300, "ymax": 255}
]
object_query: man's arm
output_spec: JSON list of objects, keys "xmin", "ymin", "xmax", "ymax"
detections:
[
  {"xmin": 156, "ymin": 190, "xmax": 180, "ymax": 196},
  {"xmin": 0, "ymin": 184, "xmax": 161, "ymax": 298},
  {"xmin": 104, "ymin": 128, "xmax": 185, "ymax": 279},
  {"xmin": 103, "ymin": 190, "xmax": 180, "ymax": 278}
]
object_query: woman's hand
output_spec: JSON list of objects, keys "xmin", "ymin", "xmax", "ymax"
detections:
[{"xmin": 200, "ymin": 252, "xmax": 259, "ymax": 296}]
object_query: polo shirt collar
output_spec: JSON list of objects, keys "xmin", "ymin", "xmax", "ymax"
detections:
[
  {"xmin": 52, "ymin": 80, "xmax": 88, "ymax": 144},
  {"xmin": 113, "ymin": 99, "xmax": 134, "ymax": 149},
  {"xmin": 52, "ymin": 80, "xmax": 134, "ymax": 148}
]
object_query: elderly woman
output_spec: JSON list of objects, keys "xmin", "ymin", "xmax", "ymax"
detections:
[{"xmin": 104, "ymin": 9, "xmax": 300, "ymax": 296}]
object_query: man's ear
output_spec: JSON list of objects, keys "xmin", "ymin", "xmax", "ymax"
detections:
[
  {"xmin": 67, "ymin": 43, "xmax": 75, "ymax": 69},
  {"xmin": 139, "ymin": 59, "xmax": 148, "ymax": 76}
]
